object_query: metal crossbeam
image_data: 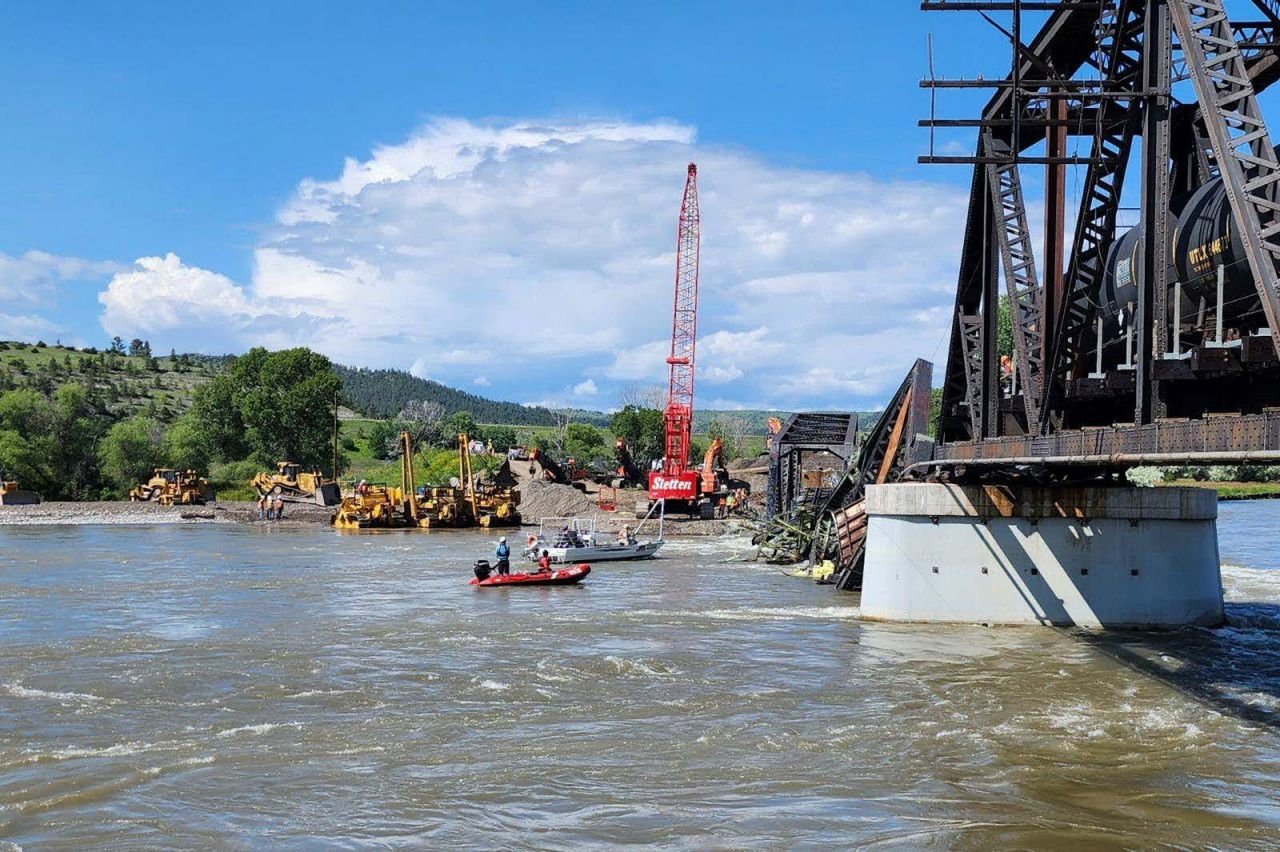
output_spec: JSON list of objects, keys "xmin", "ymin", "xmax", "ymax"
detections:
[
  {"xmin": 959, "ymin": 311, "xmax": 986, "ymax": 437},
  {"xmin": 1172, "ymin": 0, "xmax": 1280, "ymax": 358},
  {"xmin": 1040, "ymin": 0, "xmax": 1145, "ymax": 431},
  {"xmin": 984, "ymin": 132, "xmax": 1045, "ymax": 432}
]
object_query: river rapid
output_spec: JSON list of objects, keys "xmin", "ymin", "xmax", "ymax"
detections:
[{"xmin": 2, "ymin": 503, "xmax": 1280, "ymax": 848}]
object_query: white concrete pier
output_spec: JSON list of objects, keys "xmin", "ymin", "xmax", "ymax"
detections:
[{"xmin": 860, "ymin": 483, "xmax": 1224, "ymax": 628}]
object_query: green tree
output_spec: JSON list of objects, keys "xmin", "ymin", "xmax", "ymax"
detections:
[
  {"xmin": 610, "ymin": 406, "xmax": 664, "ymax": 467},
  {"xmin": 486, "ymin": 425, "xmax": 517, "ymax": 453},
  {"xmin": 232, "ymin": 347, "xmax": 343, "ymax": 469},
  {"xmin": 51, "ymin": 384, "xmax": 102, "ymax": 498},
  {"xmin": 190, "ymin": 372, "xmax": 248, "ymax": 461},
  {"xmin": 997, "ymin": 294, "xmax": 1013, "ymax": 359},
  {"xmin": 0, "ymin": 388, "xmax": 54, "ymax": 436},
  {"xmin": 164, "ymin": 412, "xmax": 213, "ymax": 472},
  {"xmin": 99, "ymin": 416, "xmax": 168, "ymax": 492},
  {"xmin": 366, "ymin": 419, "xmax": 404, "ymax": 460},
  {"xmin": 444, "ymin": 410, "xmax": 480, "ymax": 443},
  {"xmin": 0, "ymin": 430, "xmax": 50, "ymax": 488},
  {"xmin": 564, "ymin": 422, "xmax": 606, "ymax": 462}
]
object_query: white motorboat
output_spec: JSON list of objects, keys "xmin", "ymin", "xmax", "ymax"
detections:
[{"xmin": 523, "ymin": 504, "xmax": 665, "ymax": 564}]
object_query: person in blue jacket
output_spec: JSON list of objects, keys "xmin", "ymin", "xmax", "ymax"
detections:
[{"xmin": 494, "ymin": 537, "xmax": 511, "ymax": 576}]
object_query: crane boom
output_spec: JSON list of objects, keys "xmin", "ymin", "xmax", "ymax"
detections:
[{"xmin": 649, "ymin": 163, "xmax": 704, "ymax": 503}]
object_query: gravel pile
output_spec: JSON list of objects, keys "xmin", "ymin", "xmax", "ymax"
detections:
[{"xmin": 516, "ymin": 480, "xmax": 599, "ymax": 522}]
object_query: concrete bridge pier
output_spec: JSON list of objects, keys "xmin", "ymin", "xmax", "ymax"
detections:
[{"xmin": 860, "ymin": 483, "xmax": 1224, "ymax": 628}]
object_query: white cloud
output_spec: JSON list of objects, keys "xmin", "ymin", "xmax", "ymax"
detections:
[
  {"xmin": 0, "ymin": 312, "xmax": 61, "ymax": 340},
  {"xmin": 93, "ymin": 117, "xmax": 967, "ymax": 409},
  {"xmin": 0, "ymin": 251, "xmax": 119, "ymax": 305},
  {"xmin": 473, "ymin": 376, "xmax": 491, "ymax": 387},
  {"xmin": 573, "ymin": 379, "xmax": 599, "ymax": 397}
]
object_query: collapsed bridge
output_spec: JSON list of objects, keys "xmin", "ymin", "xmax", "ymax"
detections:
[{"xmin": 761, "ymin": 0, "xmax": 1280, "ymax": 593}]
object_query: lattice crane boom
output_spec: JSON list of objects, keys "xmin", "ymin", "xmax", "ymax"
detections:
[
  {"xmin": 664, "ymin": 162, "xmax": 700, "ymax": 474},
  {"xmin": 649, "ymin": 163, "xmax": 705, "ymax": 504}
]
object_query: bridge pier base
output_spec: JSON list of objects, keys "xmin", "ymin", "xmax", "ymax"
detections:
[{"xmin": 860, "ymin": 483, "xmax": 1224, "ymax": 628}]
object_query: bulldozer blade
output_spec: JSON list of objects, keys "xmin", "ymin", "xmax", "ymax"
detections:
[{"xmin": 313, "ymin": 483, "xmax": 341, "ymax": 506}]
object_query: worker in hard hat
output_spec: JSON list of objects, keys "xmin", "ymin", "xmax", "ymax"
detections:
[{"xmin": 494, "ymin": 536, "xmax": 511, "ymax": 576}]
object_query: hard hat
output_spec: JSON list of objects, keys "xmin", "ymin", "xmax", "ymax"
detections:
[{"xmin": 500, "ymin": 536, "xmax": 507, "ymax": 542}]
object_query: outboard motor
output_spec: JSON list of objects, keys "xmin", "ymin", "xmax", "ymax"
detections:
[{"xmin": 473, "ymin": 559, "xmax": 492, "ymax": 581}]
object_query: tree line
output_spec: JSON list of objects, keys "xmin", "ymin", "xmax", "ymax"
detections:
[
  {"xmin": 335, "ymin": 365, "xmax": 611, "ymax": 427},
  {"xmin": 0, "ymin": 347, "xmax": 344, "ymax": 499}
]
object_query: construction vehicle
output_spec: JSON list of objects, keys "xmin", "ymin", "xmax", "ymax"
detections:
[
  {"xmin": 0, "ymin": 478, "xmax": 39, "ymax": 506},
  {"xmin": 529, "ymin": 448, "xmax": 588, "ymax": 492},
  {"xmin": 129, "ymin": 469, "xmax": 215, "ymax": 506},
  {"xmin": 398, "ymin": 430, "xmax": 465, "ymax": 528},
  {"xmin": 332, "ymin": 431, "xmax": 422, "ymax": 529},
  {"xmin": 640, "ymin": 163, "xmax": 729, "ymax": 517},
  {"xmin": 459, "ymin": 433, "xmax": 521, "ymax": 528},
  {"xmin": 251, "ymin": 462, "xmax": 340, "ymax": 506},
  {"xmin": 610, "ymin": 437, "xmax": 646, "ymax": 488},
  {"xmin": 331, "ymin": 481, "xmax": 409, "ymax": 530}
]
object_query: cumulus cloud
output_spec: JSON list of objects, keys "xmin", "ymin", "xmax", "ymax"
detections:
[
  {"xmin": 95, "ymin": 117, "xmax": 966, "ymax": 409},
  {"xmin": 573, "ymin": 379, "xmax": 599, "ymax": 397}
]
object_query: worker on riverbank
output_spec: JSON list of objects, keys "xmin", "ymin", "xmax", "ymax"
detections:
[
  {"xmin": 274, "ymin": 496, "xmax": 286, "ymax": 520},
  {"xmin": 494, "ymin": 537, "xmax": 511, "ymax": 576},
  {"xmin": 257, "ymin": 495, "xmax": 268, "ymax": 520}
]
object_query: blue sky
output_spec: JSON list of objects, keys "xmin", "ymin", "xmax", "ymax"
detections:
[{"xmin": 2, "ymin": 2, "xmax": 1249, "ymax": 410}]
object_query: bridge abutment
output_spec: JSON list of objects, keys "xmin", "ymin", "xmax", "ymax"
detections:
[{"xmin": 860, "ymin": 483, "xmax": 1224, "ymax": 628}]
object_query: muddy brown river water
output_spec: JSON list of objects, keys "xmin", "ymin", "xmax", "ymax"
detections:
[{"xmin": 2, "ymin": 502, "xmax": 1280, "ymax": 848}]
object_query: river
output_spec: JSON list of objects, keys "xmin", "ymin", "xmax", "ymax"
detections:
[{"xmin": 1, "ymin": 503, "xmax": 1280, "ymax": 848}]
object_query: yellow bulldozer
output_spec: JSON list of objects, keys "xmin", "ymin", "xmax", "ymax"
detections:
[
  {"xmin": 252, "ymin": 462, "xmax": 341, "ymax": 506},
  {"xmin": 330, "ymin": 482, "xmax": 410, "ymax": 530},
  {"xmin": 0, "ymin": 479, "xmax": 39, "ymax": 506},
  {"xmin": 129, "ymin": 469, "xmax": 215, "ymax": 506}
]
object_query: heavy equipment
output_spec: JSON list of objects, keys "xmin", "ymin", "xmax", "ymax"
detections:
[
  {"xmin": 401, "ymin": 430, "xmax": 469, "ymax": 528},
  {"xmin": 330, "ymin": 482, "xmax": 409, "ymax": 530},
  {"xmin": 528, "ymin": 448, "xmax": 588, "ymax": 492},
  {"xmin": 459, "ymin": 433, "xmax": 521, "ymax": 527},
  {"xmin": 610, "ymin": 437, "xmax": 646, "ymax": 488},
  {"xmin": 129, "ymin": 469, "xmax": 215, "ymax": 506},
  {"xmin": 0, "ymin": 479, "xmax": 39, "ymax": 506},
  {"xmin": 251, "ymin": 462, "xmax": 340, "ymax": 506},
  {"xmin": 333, "ymin": 431, "xmax": 428, "ymax": 529},
  {"xmin": 642, "ymin": 163, "xmax": 728, "ymax": 517}
]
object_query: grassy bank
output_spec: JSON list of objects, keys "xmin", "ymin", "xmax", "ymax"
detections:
[{"xmin": 1166, "ymin": 479, "xmax": 1280, "ymax": 500}]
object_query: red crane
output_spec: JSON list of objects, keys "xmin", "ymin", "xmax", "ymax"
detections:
[{"xmin": 649, "ymin": 163, "xmax": 704, "ymax": 503}]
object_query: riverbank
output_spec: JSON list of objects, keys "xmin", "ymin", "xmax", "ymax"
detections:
[
  {"xmin": 0, "ymin": 500, "xmax": 738, "ymax": 535},
  {"xmin": 1167, "ymin": 480, "xmax": 1280, "ymax": 500}
]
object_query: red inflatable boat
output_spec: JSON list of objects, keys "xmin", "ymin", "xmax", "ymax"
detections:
[{"xmin": 469, "ymin": 563, "xmax": 591, "ymax": 587}]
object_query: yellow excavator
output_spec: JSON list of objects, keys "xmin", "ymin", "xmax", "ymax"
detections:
[
  {"xmin": 252, "ymin": 462, "xmax": 341, "ymax": 506},
  {"xmin": 129, "ymin": 469, "xmax": 215, "ymax": 506}
]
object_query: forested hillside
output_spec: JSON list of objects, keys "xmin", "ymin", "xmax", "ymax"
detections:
[{"xmin": 335, "ymin": 365, "xmax": 610, "ymax": 426}]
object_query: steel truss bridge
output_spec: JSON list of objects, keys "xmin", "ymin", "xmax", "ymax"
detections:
[
  {"xmin": 925, "ymin": 0, "xmax": 1280, "ymax": 472},
  {"xmin": 759, "ymin": 0, "xmax": 1280, "ymax": 588}
]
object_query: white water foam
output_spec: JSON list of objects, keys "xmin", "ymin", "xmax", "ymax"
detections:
[{"xmin": 4, "ymin": 682, "xmax": 105, "ymax": 705}]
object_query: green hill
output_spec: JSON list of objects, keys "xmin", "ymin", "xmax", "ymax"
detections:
[
  {"xmin": 334, "ymin": 365, "xmax": 611, "ymax": 426},
  {"xmin": 0, "ymin": 340, "xmax": 222, "ymax": 422}
]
